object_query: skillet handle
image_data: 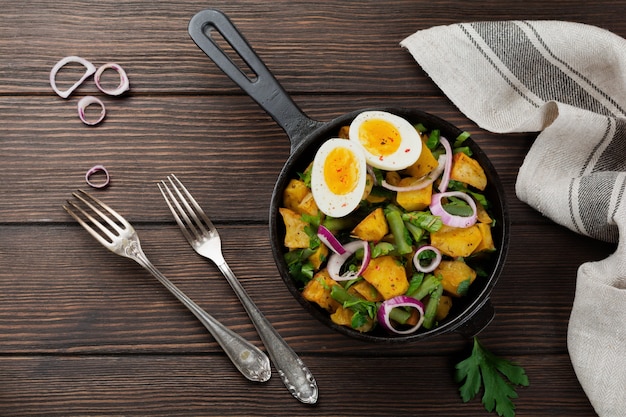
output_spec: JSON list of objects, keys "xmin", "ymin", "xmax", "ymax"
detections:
[{"xmin": 188, "ymin": 9, "xmax": 325, "ymax": 152}]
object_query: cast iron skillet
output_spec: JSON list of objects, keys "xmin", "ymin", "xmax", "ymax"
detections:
[{"xmin": 188, "ymin": 9, "xmax": 509, "ymax": 343}]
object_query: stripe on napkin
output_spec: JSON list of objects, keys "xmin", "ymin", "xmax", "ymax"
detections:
[{"xmin": 401, "ymin": 20, "xmax": 626, "ymax": 243}]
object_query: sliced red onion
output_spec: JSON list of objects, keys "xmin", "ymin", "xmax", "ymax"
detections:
[
  {"xmin": 49, "ymin": 56, "xmax": 96, "ymax": 99},
  {"xmin": 317, "ymin": 224, "xmax": 346, "ymax": 255},
  {"xmin": 85, "ymin": 164, "xmax": 110, "ymax": 189},
  {"xmin": 94, "ymin": 63, "xmax": 130, "ymax": 96},
  {"xmin": 377, "ymin": 295, "xmax": 425, "ymax": 335},
  {"xmin": 77, "ymin": 96, "xmax": 106, "ymax": 126},
  {"xmin": 366, "ymin": 165, "xmax": 378, "ymax": 186},
  {"xmin": 380, "ymin": 154, "xmax": 446, "ymax": 192},
  {"xmin": 430, "ymin": 191, "xmax": 478, "ymax": 228},
  {"xmin": 413, "ymin": 245, "xmax": 442, "ymax": 273},
  {"xmin": 327, "ymin": 240, "xmax": 370, "ymax": 281},
  {"xmin": 438, "ymin": 136, "xmax": 453, "ymax": 192}
]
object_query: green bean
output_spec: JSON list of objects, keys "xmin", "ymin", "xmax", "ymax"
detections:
[
  {"xmin": 384, "ymin": 204, "xmax": 413, "ymax": 255},
  {"xmin": 406, "ymin": 274, "xmax": 441, "ymax": 300},
  {"xmin": 423, "ymin": 283, "xmax": 443, "ymax": 329}
]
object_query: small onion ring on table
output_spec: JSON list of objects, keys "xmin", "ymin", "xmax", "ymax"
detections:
[
  {"xmin": 94, "ymin": 63, "xmax": 130, "ymax": 96},
  {"xmin": 377, "ymin": 295, "xmax": 425, "ymax": 335},
  {"xmin": 85, "ymin": 164, "xmax": 110, "ymax": 189},
  {"xmin": 49, "ymin": 56, "xmax": 97, "ymax": 99},
  {"xmin": 77, "ymin": 96, "xmax": 106, "ymax": 126},
  {"xmin": 326, "ymin": 240, "xmax": 370, "ymax": 281},
  {"xmin": 430, "ymin": 191, "xmax": 478, "ymax": 228},
  {"xmin": 413, "ymin": 245, "xmax": 442, "ymax": 273}
]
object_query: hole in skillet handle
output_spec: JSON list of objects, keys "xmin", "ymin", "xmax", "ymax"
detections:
[
  {"xmin": 203, "ymin": 24, "xmax": 259, "ymax": 82},
  {"xmin": 270, "ymin": 108, "xmax": 510, "ymax": 344}
]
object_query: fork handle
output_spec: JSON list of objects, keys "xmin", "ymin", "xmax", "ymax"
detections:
[
  {"xmin": 215, "ymin": 260, "xmax": 318, "ymax": 404},
  {"xmin": 132, "ymin": 256, "xmax": 271, "ymax": 383}
]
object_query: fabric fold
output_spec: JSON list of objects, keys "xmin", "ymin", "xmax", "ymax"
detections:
[{"xmin": 401, "ymin": 21, "xmax": 626, "ymax": 417}]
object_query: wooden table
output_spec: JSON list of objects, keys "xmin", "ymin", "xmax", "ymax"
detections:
[{"xmin": 1, "ymin": 1, "xmax": 622, "ymax": 415}]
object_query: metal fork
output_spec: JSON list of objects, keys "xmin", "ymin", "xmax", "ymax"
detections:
[
  {"xmin": 158, "ymin": 175, "xmax": 318, "ymax": 405},
  {"xmin": 63, "ymin": 190, "xmax": 271, "ymax": 382}
]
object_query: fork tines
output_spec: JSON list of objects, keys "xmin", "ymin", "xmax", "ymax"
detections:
[
  {"xmin": 63, "ymin": 190, "xmax": 129, "ymax": 247},
  {"xmin": 158, "ymin": 174, "xmax": 214, "ymax": 242}
]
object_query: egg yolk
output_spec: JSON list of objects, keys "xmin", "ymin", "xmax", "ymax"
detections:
[
  {"xmin": 323, "ymin": 147, "xmax": 360, "ymax": 195},
  {"xmin": 358, "ymin": 118, "xmax": 401, "ymax": 157}
]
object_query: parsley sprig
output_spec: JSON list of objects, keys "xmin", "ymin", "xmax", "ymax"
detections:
[{"xmin": 455, "ymin": 337, "xmax": 529, "ymax": 417}]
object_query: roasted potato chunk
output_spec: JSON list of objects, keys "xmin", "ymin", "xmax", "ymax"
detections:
[
  {"xmin": 476, "ymin": 201, "xmax": 493, "ymax": 224},
  {"xmin": 396, "ymin": 181, "xmax": 432, "ymax": 211},
  {"xmin": 450, "ymin": 152, "xmax": 487, "ymax": 190},
  {"xmin": 361, "ymin": 255, "xmax": 409, "ymax": 299},
  {"xmin": 351, "ymin": 207, "xmax": 388, "ymax": 242},
  {"xmin": 279, "ymin": 207, "xmax": 310, "ymax": 249},
  {"xmin": 302, "ymin": 270, "xmax": 340, "ymax": 312},
  {"xmin": 430, "ymin": 224, "xmax": 482, "ymax": 258},
  {"xmin": 283, "ymin": 179, "xmax": 309, "ymax": 211},
  {"xmin": 330, "ymin": 305, "xmax": 375, "ymax": 332},
  {"xmin": 472, "ymin": 223, "xmax": 496, "ymax": 254},
  {"xmin": 435, "ymin": 295, "xmax": 453, "ymax": 321},
  {"xmin": 349, "ymin": 279, "xmax": 383, "ymax": 302},
  {"xmin": 308, "ymin": 244, "xmax": 329, "ymax": 270},
  {"xmin": 435, "ymin": 260, "xmax": 477, "ymax": 297},
  {"xmin": 282, "ymin": 179, "xmax": 318, "ymax": 216},
  {"xmin": 404, "ymin": 139, "xmax": 439, "ymax": 178}
]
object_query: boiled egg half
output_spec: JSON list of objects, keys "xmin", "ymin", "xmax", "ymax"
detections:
[
  {"xmin": 311, "ymin": 138, "xmax": 367, "ymax": 217},
  {"xmin": 349, "ymin": 111, "xmax": 422, "ymax": 170}
]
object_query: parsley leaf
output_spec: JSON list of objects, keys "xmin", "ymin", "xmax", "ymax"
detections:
[
  {"xmin": 454, "ymin": 130, "xmax": 471, "ymax": 147},
  {"xmin": 297, "ymin": 168, "xmax": 312, "ymax": 188},
  {"xmin": 329, "ymin": 285, "xmax": 378, "ymax": 330},
  {"xmin": 284, "ymin": 248, "xmax": 316, "ymax": 287},
  {"xmin": 426, "ymin": 128, "xmax": 441, "ymax": 149},
  {"xmin": 402, "ymin": 211, "xmax": 443, "ymax": 233},
  {"xmin": 455, "ymin": 337, "xmax": 529, "ymax": 417},
  {"xmin": 442, "ymin": 196, "xmax": 474, "ymax": 217},
  {"xmin": 456, "ymin": 278, "xmax": 472, "ymax": 296}
]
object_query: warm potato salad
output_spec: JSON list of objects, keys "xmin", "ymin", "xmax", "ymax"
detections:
[{"xmin": 279, "ymin": 111, "xmax": 496, "ymax": 335}]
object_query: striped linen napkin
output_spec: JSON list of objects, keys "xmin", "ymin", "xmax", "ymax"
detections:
[{"xmin": 401, "ymin": 21, "xmax": 626, "ymax": 417}]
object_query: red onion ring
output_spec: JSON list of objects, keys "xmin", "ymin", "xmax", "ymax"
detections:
[
  {"xmin": 377, "ymin": 295, "xmax": 425, "ymax": 334},
  {"xmin": 366, "ymin": 165, "xmax": 378, "ymax": 185},
  {"xmin": 317, "ymin": 225, "xmax": 346, "ymax": 255},
  {"xmin": 430, "ymin": 191, "xmax": 478, "ymax": 228},
  {"xmin": 77, "ymin": 96, "xmax": 106, "ymax": 126},
  {"xmin": 413, "ymin": 245, "xmax": 442, "ymax": 273},
  {"xmin": 438, "ymin": 136, "xmax": 453, "ymax": 192},
  {"xmin": 85, "ymin": 164, "xmax": 110, "ymax": 189},
  {"xmin": 49, "ymin": 56, "xmax": 96, "ymax": 99},
  {"xmin": 380, "ymin": 154, "xmax": 446, "ymax": 192},
  {"xmin": 327, "ymin": 240, "xmax": 371, "ymax": 281},
  {"xmin": 94, "ymin": 63, "xmax": 130, "ymax": 96}
]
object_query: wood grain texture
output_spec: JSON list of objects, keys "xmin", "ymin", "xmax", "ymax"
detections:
[
  {"xmin": 1, "ymin": 0, "xmax": 623, "ymax": 415},
  {"xmin": 0, "ymin": 354, "xmax": 593, "ymax": 417}
]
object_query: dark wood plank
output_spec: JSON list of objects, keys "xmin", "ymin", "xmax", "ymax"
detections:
[
  {"xmin": 1, "ymin": 1, "xmax": 625, "ymax": 94},
  {"xmin": 0, "ymin": 354, "xmax": 593, "ymax": 416}
]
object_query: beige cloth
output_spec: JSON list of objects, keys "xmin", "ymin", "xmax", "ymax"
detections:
[{"xmin": 401, "ymin": 21, "xmax": 626, "ymax": 417}]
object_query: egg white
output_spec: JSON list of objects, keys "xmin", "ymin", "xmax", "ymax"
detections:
[
  {"xmin": 311, "ymin": 138, "xmax": 367, "ymax": 218},
  {"xmin": 349, "ymin": 111, "xmax": 422, "ymax": 171}
]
